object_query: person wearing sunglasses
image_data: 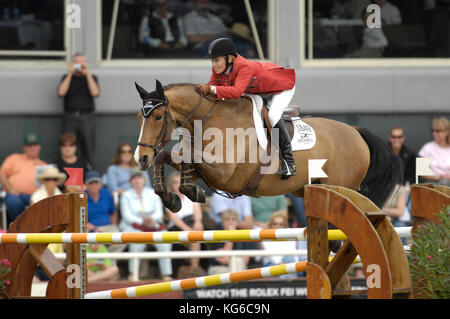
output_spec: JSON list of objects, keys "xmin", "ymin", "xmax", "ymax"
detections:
[
  {"xmin": 418, "ymin": 117, "xmax": 450, "ymax": 186},
  {"xmin": 106, "ymin": 142, "xmax": 150, "ymax": 195},
  {"xmin": 388, "ymin": 126, "xmax": 416, "ymax": 186},
  {"xmin": 30, "ymin": 166, "xmax": 66, "ymax": 205},
  {"xmin": 54, "ymin": 132, "xmax": 89, "ymax": 192}
]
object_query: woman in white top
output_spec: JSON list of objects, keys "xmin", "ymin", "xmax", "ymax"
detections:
[
  {"xmin": 167, "ymin": 171, "xmax": 204, "ymax": 272},
  {"xmin": 31, "ymin": 166, "xmax": 66, "ymax": 205},
  {"xmin": 119, "ymin": 169, "xmax": 172, "ymax": 281},
  {"xmin": 261, "ymin": 211, "xmax": 307, "ymax": 278}
]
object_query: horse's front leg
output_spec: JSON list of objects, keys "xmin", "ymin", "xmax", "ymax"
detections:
[
  {"xmin": 179, "ymin": 162, "xmax": 206, "ymax": 203},
  {"xmin": 153, "ymin": 151, "xmax": 182, "ymax": 212}
]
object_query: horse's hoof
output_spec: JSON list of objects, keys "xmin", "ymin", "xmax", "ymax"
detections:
[
  {"xmin": 162, "ymin": 192, "xmax": 182, "ymax": 212},
  {"xmin": 179, "ymin": 185, "xmax": 206, "ymax": 203}
]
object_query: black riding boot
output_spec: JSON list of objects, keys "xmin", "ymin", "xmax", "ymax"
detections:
[{"xmin": 274, "ymin": 119, "xmax": 296, "ymax": 180}]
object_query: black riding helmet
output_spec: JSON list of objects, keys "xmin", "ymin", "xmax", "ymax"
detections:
[
  {"xmin": 207, "ymin": 38, "xmax": 237, "ymax": 58},
  {"xmin": 208, "ymin": 38, "xmax": 237, "ymax": 72}
]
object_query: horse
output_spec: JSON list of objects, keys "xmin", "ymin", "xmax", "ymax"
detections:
[{"xmin": 134, "ymin": 79, "xmax": 401, "ymax": 213}]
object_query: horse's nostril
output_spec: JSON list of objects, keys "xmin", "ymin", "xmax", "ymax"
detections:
[{"xmin": 139, "ymin": 155, "xmax": 148, "ymax": 168}]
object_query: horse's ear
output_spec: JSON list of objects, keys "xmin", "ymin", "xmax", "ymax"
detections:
[
  {"xmin": 155, "ymin": 79, "xmax": 164, "ymax": 96},
  {"xmin": 135, "ymin": 82, "xmax": 149, "ymax": 100}
]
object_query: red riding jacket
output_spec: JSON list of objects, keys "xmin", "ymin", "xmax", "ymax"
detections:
[{"xmin": 208, "ymin": 55, "xmax": 296, "ymax": 100}]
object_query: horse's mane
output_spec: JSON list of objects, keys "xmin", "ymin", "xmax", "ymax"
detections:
[
  {"xmin": 163, "ymin": 82, "xmax": 249, "ymax": 104},
  {"xmin": 163, "ymin": 83, "xmax": 197, "ymax": 91}
]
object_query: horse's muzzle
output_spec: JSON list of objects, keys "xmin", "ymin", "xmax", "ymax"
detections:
[{"xmin": 139, "ymin": 155, "xmax": 149, "ymax": 170}]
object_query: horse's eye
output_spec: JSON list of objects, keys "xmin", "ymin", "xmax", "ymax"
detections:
[{"xmin": 155, "ymin": 114, "xmax": 162, "ymax": 120}]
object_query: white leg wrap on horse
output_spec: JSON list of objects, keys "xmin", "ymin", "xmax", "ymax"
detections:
[{"xmin": 268, "ymin": 86, "xmax": 296, "ymax": 127}]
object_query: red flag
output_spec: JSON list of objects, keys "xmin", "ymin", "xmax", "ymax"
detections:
[{"xmin": 64, "ymin": 168, "xmax": 84, "ymax": 187}]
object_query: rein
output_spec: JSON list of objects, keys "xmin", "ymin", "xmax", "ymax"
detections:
[{"xmin": 137, "ymin": 88, "xmax": 218, "ymax": 159}]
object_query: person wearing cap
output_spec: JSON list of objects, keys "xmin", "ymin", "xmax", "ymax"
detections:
[
  {"xmin": 0, "ymin": 133, "xmax": 47, "ymax": 221},
  {"xmin": 84, "ymin": 171, "xmax": 117, "ymax": 230},
  {"xmin": 30, "ymin": 166, "xmax": 66, "ymax": 205},
  {"xmin": 197, "ymin": 38, "xmax": 297, "ymax": 180},
  {"xmin": 119, "ymin": 168, "xmax": 173, "ymax": 281}
]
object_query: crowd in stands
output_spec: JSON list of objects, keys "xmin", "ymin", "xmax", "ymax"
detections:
[
  {"xmin": 0, "ymin": 116, "xmax": 449, "ymax": 282},
  {"xmin": 313, "ymin": 0, "xmax": 450, "ymax": 58},
  {"xmin": 0, "ymin": 48, "xmax": 448, "ymax": 281}
]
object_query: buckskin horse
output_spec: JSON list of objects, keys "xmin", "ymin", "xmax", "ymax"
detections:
[{"xmin": 134, "ymin": 80, "xmax": 400, "ymax": 212}]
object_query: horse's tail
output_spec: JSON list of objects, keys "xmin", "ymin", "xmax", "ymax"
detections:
[{"xmin": 356, "ymin": 127, "xmax": 403, "ymax": 208}]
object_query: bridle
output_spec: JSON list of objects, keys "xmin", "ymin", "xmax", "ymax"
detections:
[
  {"xmin": 137, "ymin": 96, "xmax": 170, "ymax": 162},
  {"xmin": 137, "ymin": 88, "xmax": 218, "ymax": 165}
]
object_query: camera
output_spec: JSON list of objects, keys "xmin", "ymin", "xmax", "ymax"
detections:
[{"xmin": 73, "ymin": 63, "xmax": 82, "ymax": 71}]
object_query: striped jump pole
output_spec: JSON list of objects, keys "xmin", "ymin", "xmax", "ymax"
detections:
[
  {"xmin": 0, "ymin": 228, "xmax": 308, "ymax": 244},
  {"xmin": 0, "ymin": 227, "xmax": 412, "ymax": 245},
  {"xmin": 84, "ymin": 261, "xmax": 308, "ymax": 299}
]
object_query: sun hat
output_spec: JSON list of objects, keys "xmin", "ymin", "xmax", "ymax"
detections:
[
  {"xmin": 229, "ymin": 23, "xmax": 254, "ymax": 43},
  {"xmin": 37, "ymin": 166, "xmax": 67, "ymax": 185}
]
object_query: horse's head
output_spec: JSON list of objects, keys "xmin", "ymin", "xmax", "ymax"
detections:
[{"xmin": 134, "ymin": 79, "xmax": 174, "ymax": 170}]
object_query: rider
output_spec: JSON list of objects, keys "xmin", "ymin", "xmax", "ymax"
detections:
[{"xmin": 197, "ymin": 37, "xmax": 297, "ymax": 180}]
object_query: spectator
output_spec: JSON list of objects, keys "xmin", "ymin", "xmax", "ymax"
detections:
[
  {"xmin": 86, "ymin": 243, "xmax": 119, "ymax": 282},
  {"xmin": 387, "ymin": 126, "xmax": 416, "ymax": 185},
  {"xmin": 57, "ymin": 53, "xmax": 100, "ymax": 169},
  {"xmin": 330, "ymin": 0, "xmax": 371, "ymax": 19},
  {"xmin": 183, "ymin": 0, "xmax": 228, "ymax": 56},
  {"xmin": 210, "ymin": 191, "xmax": 253, "ymax": 229},
  {"xmin": 346, "ymin": 9, "xmax": 388, "ymax": 58},
  {"xmin": 375, "ymin": 0, "xmax": 402, "ymax": 25},
  {"xmin": 250, "ymin": 195, "xmax": 288, "ymax": 229},
  {"xmin": 166, "ymin": 171, "xmax": 204, "ymax": 274},
  {"xmin": 30, "ymin": 166, "xmax": 66, "ymax": 205},
  {"xmin": 260, "ymin": 211, "xmax": 306, "ymax": 277},
  {"xmin": 207, "ymin": 209, "xmax": 249, "ymax": 275},
  {"xmin": 119, "ymin": 168, "xmax": 172, "ymax": 281},
  {"xmin": 382, "ymin": 184, "xmax": 410, "ymax": 227},
  {"xmin": 0, "ymin": 133, "xmax": 47, "ymax": 222},
  {"xmin": 418, "ymin": 117, "xmax": 450, "ymax": 186},
  {"xmin": 106, "ymin": 142, "xmax": 150, "ymax": 195},
  {"xmin": 84, "ymin": 171, "xmax": 126, "ymax": 252},
  {"xmin": 139, "ymin": 0, "xmax": 188, "ymax": 52},
  {"xmin": 285, "ymin": 193, "xmax": 306, "ymax": 228},
  {"xmin": 30, "ymin": 166, "xmax": 67, "ymax": 281},
  {"xmin": 53, "ymin": 132, "xmax": 89, "ymax": 192}
]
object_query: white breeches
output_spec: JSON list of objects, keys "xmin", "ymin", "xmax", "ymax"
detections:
[{"xmin": 267, "ymin": 86, "xmax": 296, "ymax": 127}]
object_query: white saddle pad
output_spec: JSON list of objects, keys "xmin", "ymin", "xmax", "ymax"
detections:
[{"xmin": 245, "ymin": 94, "xmax": 316, "ymax": 152}]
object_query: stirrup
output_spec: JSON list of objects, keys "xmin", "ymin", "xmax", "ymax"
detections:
[{"xmin": 276, "ymin": 159, "xmax": 296, "ymax": 180}]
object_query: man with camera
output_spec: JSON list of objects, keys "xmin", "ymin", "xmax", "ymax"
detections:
[{"xmin": 58, "ymin": 53, "xmax": 100, "ymax": 170}]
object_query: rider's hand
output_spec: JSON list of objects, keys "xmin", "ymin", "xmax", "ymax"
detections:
[{"xmin": 198, "ymin": 84, "xmax": 211, "ymax": 95}]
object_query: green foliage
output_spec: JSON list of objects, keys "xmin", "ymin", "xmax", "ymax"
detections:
[
  {"xmin": 409, "ymin": 205, "xmax": 450, "ymax": 299},
  {"xmin": 0, "ymin": 258, "xmax": 12, "ymax": 299}
]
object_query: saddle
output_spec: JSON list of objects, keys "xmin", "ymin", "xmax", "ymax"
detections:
[{"xmin": 260, "ymin": 103, "xmax": 300, "ymax": 140}]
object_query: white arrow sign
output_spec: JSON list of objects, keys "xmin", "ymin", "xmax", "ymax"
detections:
[
  {"xmin": 308, "ymin": 159, "xmax": 328, "ymax": 184},
  {"xmin": 416, "ymin": 157, "xmax": 435, "ymax": 184}
]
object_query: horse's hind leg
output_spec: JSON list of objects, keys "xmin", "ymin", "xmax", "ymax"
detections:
[{"xmin": 179, "ymin": 162, "xmax": 206, "ymax": 203}]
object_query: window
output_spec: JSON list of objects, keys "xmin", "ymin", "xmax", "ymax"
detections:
[
  {"xmin": 0, "ymin": 0, "xmax": 67, "ymax": 60},
  {"xmin": 304, "ymin": 0, "xmax": 450, "ymax": 60},
  {"xmin": 101, "ymin": 0, "xmax": 269, "ymax": 60}
]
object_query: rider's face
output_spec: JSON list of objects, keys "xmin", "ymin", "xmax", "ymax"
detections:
[{"xmin": 212, "ymin": 56, "xmax": 227, "ymax": 74}]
